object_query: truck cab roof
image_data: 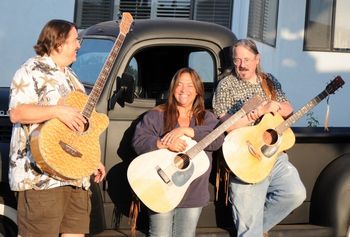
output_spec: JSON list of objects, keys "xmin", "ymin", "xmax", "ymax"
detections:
[
  {"xmin": 82, "ymin": 18, "xmax": 236, "ymax": 52},
  {"xmin": 74, "ymin": 18, "xmax": 237, "ymax": 107}
]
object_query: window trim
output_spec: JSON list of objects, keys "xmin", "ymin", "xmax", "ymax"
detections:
[
  {"xmin": 247, "ymin": 0, "xmax": 279, "ymax": 47},
  {"xmin": 75, "ymin": 0, "xmax": 233, "ymax": 29},
  {"xmin": 304, "ymin": 0, "xmax": 350, "ymax": 52}
]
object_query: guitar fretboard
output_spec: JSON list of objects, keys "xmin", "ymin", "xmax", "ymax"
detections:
[
  {"xmin": 82, "ymin": 34, "xmax": 126, "ymax": 119},
  {"xmin": 186, "ymin": 109, "xmax": 246, "ymax": 158},
  {"xmin": 276, "ymin": 76, "xmax": 344, "ymax": 134},
  {"xmin": 186, "ymin": 95, "xmax": 263, "ymax": 159}
]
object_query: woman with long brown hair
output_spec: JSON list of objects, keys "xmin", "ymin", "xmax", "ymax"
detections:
[{"xmin": 132, "ymin": 67, "xmax": 224, "ymax": 237}]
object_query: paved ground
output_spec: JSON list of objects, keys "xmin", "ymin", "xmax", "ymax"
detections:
[{"xmin": 90, "ymin": 224, "xmax": 334, "ymax": 237}]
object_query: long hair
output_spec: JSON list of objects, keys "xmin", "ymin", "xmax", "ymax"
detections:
[
  {"xmin": 157, "ymin": 67, "xmax": 206, "ymax": 133},
  {"xmin": 233, "ymin": 39, "xmax": 276, "ymax": 100},
  {"xmin": 34, "ymin": 19, "xmax": 77, "ymax": 56}
]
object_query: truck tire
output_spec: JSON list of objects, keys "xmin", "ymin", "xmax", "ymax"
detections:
[
  {"xmin": 0, "ymin": 214, "xmax": 17, "ymax": 237},
  {"xmin": 310, "ymin": 153, "xmax": 350, "ymax": 237},
  {"xmin": 0, "ymin": 151, "xmax": 18, "ymax": 237},
  {"xmin": 0, "ymin": 199, "xmax": 17, "ymax": 237}
]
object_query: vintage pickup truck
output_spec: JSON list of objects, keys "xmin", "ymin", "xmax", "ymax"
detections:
[{"xmin": 1, "ymin": 17, "xmax": 349, "ymax": 237}]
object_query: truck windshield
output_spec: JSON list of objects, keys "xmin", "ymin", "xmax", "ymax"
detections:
[{"xmin": 71, "ymin": 38, "xmax": 114, "ymax": 86}]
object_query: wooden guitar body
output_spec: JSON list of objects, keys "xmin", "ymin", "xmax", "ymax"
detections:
[
  {"xmin": 127, "ymin": 137, "xmax": 209, "ymax": 213},
  {"xmin": 223, "ymin": 113, "xmax": 295, "ymax": 184},
  {"xmin": 127, "ymin": 96, "xmax": 265, "ymax": 212},
  {"xmin": 30, "ymin": 12, "xmax": 133, "ymax": 180},
  {"xmin": 30, "ymin": 91, "xmax": 109, "ymax": 180}
]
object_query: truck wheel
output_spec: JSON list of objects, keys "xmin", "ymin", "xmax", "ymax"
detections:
[
  {"xmin": 0, "ymin": 152, "xmax": 18, "ymax": 237},
  {"xmin": 0, "ymin": 203, "xmax": 17, "ymax": 237},
  {"xmin": 310, "ymin": 153, "xmax": 350, "ymax": 237}
]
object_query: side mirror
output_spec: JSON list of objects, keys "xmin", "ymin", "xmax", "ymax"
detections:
[{"xmin": 108, "ymin": 73, "xmax": 135, "ymax": 110}]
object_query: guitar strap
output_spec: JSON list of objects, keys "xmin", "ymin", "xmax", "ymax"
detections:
[
  {"xmin": 260, "ymin": 73, "xmax": 276, "ymax": 101},
  {"xmin": 67, "ymin": 68, "xmax": 85, "ymax": 93}
]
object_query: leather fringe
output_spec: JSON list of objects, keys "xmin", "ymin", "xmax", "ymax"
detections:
[
  {"xmin": 215, "ymin": 156, "xmax": 231, "ymax": 206},
  {"xmin": 260, "ymin": 73, "xmax": 276, "ymax": 101},
  {"xmin": 128, "ymin": 194, "xmax": 140, "ymax": 237},
  {"xmin": 215, "ymin": 160, "xmax": 220, "ymax": 201}
]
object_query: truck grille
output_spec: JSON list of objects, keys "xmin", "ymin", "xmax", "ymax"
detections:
[{"xmin": 0, "ymin": 119, "xmax": 12, "ymax": 143}]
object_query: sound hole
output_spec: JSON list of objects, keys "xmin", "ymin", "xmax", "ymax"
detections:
[
  {"xmin": 174, "ymin": 153, "xmax": 190, "ymax": 169},
  {"xmin": 78, "ymin": 118, "xmax": 89, "ymax": 133},
  {"xmin": 83, "ymin": 120, "xmax": 90, "ymax": 132},
  {"xmin": 263, "ymin": 129, "xmax": 278, "ymax": 145}
]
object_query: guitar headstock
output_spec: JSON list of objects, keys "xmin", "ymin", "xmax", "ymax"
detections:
[
  {"xmin": 119, "ymin": 12, "xmax": 134, "ymax": 35},
  {"xmin": 326, "ymin": 76, "xmax": 345, "ymax": 95}
]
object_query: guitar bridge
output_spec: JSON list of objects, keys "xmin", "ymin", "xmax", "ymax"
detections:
[
  {"xmin": 59, "ymin": 141, "xmax": 83, "ymax": 158},
  {"xmin": 156, "ymin": 166, "xmax": 171, "ymax": 184}
]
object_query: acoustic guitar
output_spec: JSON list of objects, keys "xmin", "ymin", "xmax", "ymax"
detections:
[
  {"xmin": 30, "ymin": 13, "xmax": 134, "ymax": 180},
  {"xmin": 223, "ymin": 76, "xmax": 345, "ymax": 184},
  {"xmin": 127, "ymin": 95, "xmax": 264, "ymax": 213}
]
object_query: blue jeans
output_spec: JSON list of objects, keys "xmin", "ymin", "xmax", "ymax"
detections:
[
  {"xmin": 229, "ymin": 153, "xmax": 306, "ymax": 237},
  {"xmin": 148, "ymin": 207, "xmax": 202, "ymax": 237}
]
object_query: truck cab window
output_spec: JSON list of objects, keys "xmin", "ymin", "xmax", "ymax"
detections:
[
  {"xmin": 72, "ymin": 38, "xmax": 217, "ymax": 107},
  {"xmin": 71, "ymin": 38, "xmax": 114, "ymax": 87},
  {"xmin": 189, "ymin": 51, "xmax": 214, "ymax": 83},
  {"xmin": 125, "ymin": 46, "xmax": 216, "ymax": 103}
]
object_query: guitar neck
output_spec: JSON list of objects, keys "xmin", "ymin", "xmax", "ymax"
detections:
[
  {"xmin": 276, "ymin": 89, "xmax": 330, "ymax": 134},
  {"xmin": 186, "ymin": 109, "xmax": 246, "ymax": 158},
  {"xmin": 186, "ymin": 95, "xmax": 264, "ymax": 159},
  {"xmin": 82, "ymin": 34, "xmax": 126, "ymax": 119}
]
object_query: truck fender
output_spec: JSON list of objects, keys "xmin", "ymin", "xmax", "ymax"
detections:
[
  {"xmin": 0, "ymin": 202, "xmax": 17, "ymax": 237},
  {"xmin": 310, "ymin": 152, "xmax": 350, "ymax": 237},
  {"xmin": 0, "ymin": 203, "xmax": 16, "ymax": 224},
  {"xmin": 0, "ymin": 151, "xmax": 18, "ymax": 236}
]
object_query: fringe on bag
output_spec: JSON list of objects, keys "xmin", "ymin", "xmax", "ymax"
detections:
[
  {"xmin": 128, "ymin": 193, "xmax": 141, "ymax": 237},
  {"xmin": 215, "ymin": 153, "xmax": 231, "ymax": 206}
]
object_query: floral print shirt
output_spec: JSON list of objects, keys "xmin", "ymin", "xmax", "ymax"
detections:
[{"xmin": 8, "ymin": 55, "xmax": 90, "ymax": 191}]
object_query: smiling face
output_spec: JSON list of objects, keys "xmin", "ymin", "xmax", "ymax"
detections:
[
  {"xmin": 59, "ymin": 27, "xmax": 80, "ymax": 67},
  {"xmin": 174, "ymin": 72, "xmax": 198, "ymax": 109},
  {"xmin": 233, "ymin": 45, "xmax": 260, "ymax": 82}
]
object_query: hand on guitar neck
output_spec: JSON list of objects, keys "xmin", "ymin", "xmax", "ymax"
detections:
[{"xmin": 224, "ymin": 100, "xmax": 293, "ymax": 133}]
